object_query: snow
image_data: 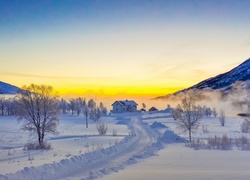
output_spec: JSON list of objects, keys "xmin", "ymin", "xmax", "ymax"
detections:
[{"xmin": 0, "ymin": 110, "xmax": 250, "ymax": 179}]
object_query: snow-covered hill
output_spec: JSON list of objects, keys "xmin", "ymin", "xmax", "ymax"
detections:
[
  {"xmin": 156, "ymin": 58, "xmax": 250, "ymax": 99},
  {"xmin": 0, "ymin": 81, "xmax": 20, "ymax": 94}
]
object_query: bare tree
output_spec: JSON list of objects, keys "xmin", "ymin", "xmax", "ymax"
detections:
[
  {"xmin": 15, "ymin": 84, "xmax": 59, "ymax": 148},
  {"xmin": 175, "ymin": 96, "xmax": 203, "ymax": 141},
  {"xmin": 218, "ymin": 109, "xmax": 226, "ymax": 126}
]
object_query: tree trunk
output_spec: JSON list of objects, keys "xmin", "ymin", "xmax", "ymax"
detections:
[
  {"xmin": 38, "ymin": 133, "xmax": 42, "ymax": 146},
  {"xmin": 37, "ymin": 129, "xmax": 43, "ymax": 147},
  {"xmin": 188, "ymin": 129, "xmax": 192, "ymax": 141},
  {"xmin": 86, "ymin": 117, "xmax": 88, "ymax": 128}
]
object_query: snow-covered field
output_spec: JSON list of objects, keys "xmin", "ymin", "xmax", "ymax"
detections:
[{"xmin": 0, "ymin": 111, "xmax": 250, "ymax": 179}]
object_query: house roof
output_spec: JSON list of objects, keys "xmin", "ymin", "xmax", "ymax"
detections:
[
  {"xmin": 149, "ymin": 107, "xmax": 158, "ymax": 111},
  {"xmin": 112, "ymin": 100, "xmax": 138, "ymax": 107}
]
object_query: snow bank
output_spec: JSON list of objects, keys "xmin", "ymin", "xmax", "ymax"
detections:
[
  {"xmin": 150, "ymin": 121, "xmax": 166, "ymax": 129},
  {"xmin": 1, "ymin": 134, "xmax": 136, "ymax": 180},
  {"xmin": 160, "ymin": 129, "xmax": 187, "ymax": 143}
]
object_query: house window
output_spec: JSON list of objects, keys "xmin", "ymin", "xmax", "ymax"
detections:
[{"xmin": 116, "ymin": 108, "xmax": 118, "ymax": 111}]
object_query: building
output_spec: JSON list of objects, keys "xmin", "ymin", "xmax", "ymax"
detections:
[
  {"xmin": 148, "ymin": 107, "xmax": 158, "ymax": 112},
  {"xmin": 111, "ymin": 100, "xmax": 138, "ymax": 113}
]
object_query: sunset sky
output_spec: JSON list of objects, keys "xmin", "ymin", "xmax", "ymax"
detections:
[{"xmin": 1, "ymin": 0, "xmax": 250, "ymax": 99}]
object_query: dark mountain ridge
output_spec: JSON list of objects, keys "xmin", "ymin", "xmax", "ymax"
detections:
[
  {"xmin": 0, "ymin": 81, "xmax": 20, "ymax": 94},
  {"xmin": 185, "ymin": 58, "xmax": 250, "ymax": 91}
]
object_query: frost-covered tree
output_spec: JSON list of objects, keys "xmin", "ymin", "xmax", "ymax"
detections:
[
  {"xmin": 15, "ymin": 84, "xmax": 59, "ymax": 148},
  {"xmin": 212, "ymin": 108, "xmax": 218, "ymax": 117},
  {"xmin": 92, "ymin": 107, "xmax": 102, "ymax": 122},
  {"xmin": 75, "ymin": 97, "xmax": 85, "ymax": 116},
  {"xmin": 59, "ymin": 98, "xmax": 68, "ymax": 114},
  {"xmin": 69, "ymin": 98, "xmax": 76, "ymax": 115},
  {"xmin": 218, "ymin": 109, "xmax": 226, "ymax": 126},
  {"xmin": 202, "ymin": 106, "xmax": 212, "ymax": 117},
  {"xmin": 99, "ymin": 102, "xmax": 108, "ymax": 115},
  {"xmin": 88, "ymin": 99, "xmax": 97, "ymax": 120},
  {"xmin": 83, "ymin": 105, "xmax": 89, "ymax": 128},
  {"xmin": 5, "ymin": 98, "xmax": 15, "ymax": 115},
  {"xmin": 0, "ymin": 97, "xmax": 5, "ymax": 116},
  {"xmin": 88, "ymin": 99, "xmax": 96, "ymax": 110},
  {"xmin": 171, "ymin": 108, "xmax": 179, "ymax": 120},
  {"xmin": 175, "ymin": 96, "xmax": 203, "ymax": 141}
]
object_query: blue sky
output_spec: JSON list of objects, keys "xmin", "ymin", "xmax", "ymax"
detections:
[{"xmin": 0, "ymin": 0, "xmax": 250, "ymax": 97}]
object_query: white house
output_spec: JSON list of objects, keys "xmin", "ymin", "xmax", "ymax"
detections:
[{"xmin": 111, "ymin": 100, "xmax": 138, "ymax": 113}]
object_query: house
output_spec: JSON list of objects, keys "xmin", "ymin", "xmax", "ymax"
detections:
[
  {"xmin": 148, "ymin": 107, "xmax": 158, "ymax": 112},
  {"xmin": 111, "ymin": 100, "xmax": 138, "ymax": 113}
]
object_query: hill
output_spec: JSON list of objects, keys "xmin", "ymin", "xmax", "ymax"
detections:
[{"xmin": 0, "ymin": 81, "xmax": 20, "ymax": 94}]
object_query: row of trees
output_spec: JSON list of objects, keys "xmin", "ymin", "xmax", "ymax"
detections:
[
  {"xmin": 12, "ymin": 84, "xmax": 108, "ymax": 148},
  {"xmin": 59, "ymin": 98, "xmax": 107, "ymax": 116},
  {"xmin": 0, "ymin": 97, "xmax": 16, "ymax": 116},
  {"xmin": 59, "ymin": 97, "xmax": 108, "ymax": 128}
]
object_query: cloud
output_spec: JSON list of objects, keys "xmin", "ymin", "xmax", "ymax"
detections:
[{"xmin": 0, "ymin": 71, "xmax": 129, "ymax": 80}]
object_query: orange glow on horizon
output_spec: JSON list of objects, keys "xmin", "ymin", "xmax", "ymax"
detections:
[{"xmin": 56, "ymin": 85, "xmax": 183, "ymax": 99}]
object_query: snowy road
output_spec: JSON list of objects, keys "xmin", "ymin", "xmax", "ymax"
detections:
[
  {"xmin": 2, "ymin": 115, "xmax": 160, "ymax": 180},
  {"xmin": 64, "ymin": 116, "xmax": 157, "ymax": 180}
]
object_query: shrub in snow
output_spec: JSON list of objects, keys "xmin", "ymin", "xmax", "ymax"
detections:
[
  {"xmin": 188, "ymin": 134, "xmax": 232, "ymax": 150},
  {"xmin": 187, "ymin": 139, "xmax": 205, "ymax": 150},
  {"xmin": 96, "ymin": 123, "xmax": 108, "ymax": 135},
  {"xmin": 235, "ymin": 136, "xmax": 250, "ymax": 150},
  {"xmin": 241, "ymin": 119, "xmax": 250, "ymax": 133},
  {"xmin": 207, "ymin": 134, "xmax": 232, "ymax": 150},
  {"xmin": 220, "ymin": 134, "xmax": 232, "ymax": 150},
  {"xmin": 23, "ymin": 142, "xmax": 52, "ymax": 150}
]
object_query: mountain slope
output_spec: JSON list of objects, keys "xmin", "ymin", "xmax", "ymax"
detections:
[
  {"xmin": 156, "ymin": 57, "xmax": 250, "ymax": 99},
  {"xmin": 185, "ymin": 58, "xmax": 250, "ymax": 91},
  {"xmin": 0, "ymin": 81, "xmax": 20, "ymax": 94}
]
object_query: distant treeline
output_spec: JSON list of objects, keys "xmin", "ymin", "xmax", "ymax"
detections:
[{"xmin": 0, "ymin": 96, "xmax": 108, "ymax": 118}]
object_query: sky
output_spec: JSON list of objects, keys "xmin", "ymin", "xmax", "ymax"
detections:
[{"xmin": 0, "ymin": 0, "xmax": 250, "ymax": 99}]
